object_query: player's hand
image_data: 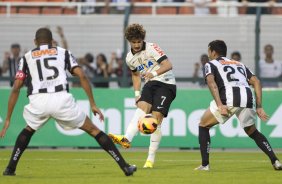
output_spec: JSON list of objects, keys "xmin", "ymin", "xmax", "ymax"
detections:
[
  {"xmin": 256, "ymin": 107, "xmax": 269, "ymax": 122},
  {"xmin": 142, "ymin": 72, "xmax": 154, "ymax": 81},
  {"xmin": 0, "ymin": 119, "xmax": 10, "ymax": 138},
  {"xmin": 219, "ymin": 105, "xmax": 229, "ymax": 117},
  {"xmin": 91, "ymin": 106, "xmax": 104, "ymax": 122}
]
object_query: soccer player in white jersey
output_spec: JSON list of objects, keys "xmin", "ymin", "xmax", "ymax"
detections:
[
  {"xmin": 0, "ymin": 27, "xmax": 136, "ymax": 176},
  {"xmin": 109, "ymin": 23, "xmax": 177, "ymax": 168},
  {"xmin": 194, "ymin": 40, "xmax": 282, "ymax": 171}
]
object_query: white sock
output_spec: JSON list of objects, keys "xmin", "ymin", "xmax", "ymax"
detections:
[
  {"xmin": 125, "ymin": 108, "xmax": 146, "ymax": 142},
  {"xmin": 146, "ymin": 126, "xmax": 162, "ymax": 163}
]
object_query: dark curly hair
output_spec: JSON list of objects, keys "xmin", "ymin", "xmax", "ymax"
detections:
[{"xmin": 125, "ymin": 23, "xmax": 146, "ymax": 41}]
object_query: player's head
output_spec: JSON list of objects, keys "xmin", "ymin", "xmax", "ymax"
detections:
[
  {"xmin": 231, "ymin": 51, "xmax": 241, "ymax": 61},
  {"xmin": 208, "ymin": 40, "xmax": 227, "ymax": 60},
  {"xmin": 34, "ymin": 27, "xmax": 53, "ymax": 46},
  {"xmin": 125, "ymin": 23, "xmax": 146, "ymax": 54}
]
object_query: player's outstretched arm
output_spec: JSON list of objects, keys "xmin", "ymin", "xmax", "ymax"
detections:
[
  {"xmin": 0, "ymin": 79, "xmax": 24, "ymax": 138},
  {"xmin": 249, "ymin": 75, "xmax": 269, "ymax": 122},
  {"xmin": 72, "ymin": 67, "xmax": 104, "ymax": 122}
]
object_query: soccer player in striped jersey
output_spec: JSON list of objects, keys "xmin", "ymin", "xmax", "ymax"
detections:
[
  {"xmin": 109, "ymin": 23, "xmax": 177, "ymax": 168},
  {"xmin": 0, "ymin": 27, "xmax": 136, "ymax": 176},
  {"xmin": 195, "ymin": 40, "xmax": 282, "ymax": 171}
]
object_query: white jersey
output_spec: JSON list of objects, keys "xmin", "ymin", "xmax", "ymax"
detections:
[
  {"xmin": 16, "ymin": 45, "xmax": 79, "ymax": 96},
  {"xmin": 204, "ymin": 57, "xmax": 254, "ymax": 108},
  {"xmin": 126, "ymin": 42, "xmax": 176, "ymax": 85}
]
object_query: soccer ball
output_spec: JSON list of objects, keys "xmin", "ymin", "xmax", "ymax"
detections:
[{"xmin": 138, "ymin": 114, "xmax": 158, "ymax": 134}]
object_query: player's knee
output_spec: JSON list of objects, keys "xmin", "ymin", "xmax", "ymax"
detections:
[{"xmin": 244, "ymin": 125, "xmax": 256, "ymax": 136}]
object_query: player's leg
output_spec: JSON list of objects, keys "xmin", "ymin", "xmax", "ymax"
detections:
[
  {"xmin": 194, "ymin": 108, "xmax": 218, "ymax": 171},
  {"xmin": 3, "ymin": 126, "xmax": 35, "ymax": 176},
  {"xmin": 3, "ymin": 95, "xmax": 49, "ymax": 176},
  {"xmin": 143, "ymin": 111, "xmax": 163, "ymax": 168},
  {"xmin": 239, "ymin": 109, "xmax": 282, "ymax": 170},
  {"xmin": 109, "ymin": 102, "xmax": 150, "ymax": 148},
  {"xmin": 109, "ymin": 83, "xmax": 153, "ymax": 148},
  {"xmin": 80, "ymin": 116, "xmax": 137, "ymax": 176},
  {"xmin": 124, "ymin": 101, "xmax": 150, "ymax": 142},
  {"xmin": 144, "ymin": 83, "xmax": 176, "ymax": 168}
]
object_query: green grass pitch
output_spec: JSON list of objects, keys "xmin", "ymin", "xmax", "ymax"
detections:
[{"xmin": 0, "ymin": 149, "xmax": 281, "ymax": 184}]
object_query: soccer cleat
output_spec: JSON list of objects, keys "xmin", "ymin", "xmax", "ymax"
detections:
[
  {"xmin": 3, "ymin": 167, "xmax": 16, "ymax": 176},
  {"xmin": 194, "ymin": 165, "xmax": 210, "ymax": 171},
  {"xmin": 143, "ymin": 160, "xmax": 154, "ymax": 168},
  {"xmin": 108, "ymin": 134, "xmax": 131, "ymax": 149},
  {"xmin": 273, "ymin": 160, "xmax": 282, "ymax": 170},
  {"xmin": 123, "ymin": 164, "xmax": 137, "ymax": 176}
]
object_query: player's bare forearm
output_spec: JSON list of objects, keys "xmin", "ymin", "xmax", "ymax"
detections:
[
  {"xmin": 6, "ymin": 79, "xmax": 23, "ymax": 121},
  {"xmin": 249, "ymin": 76, "xmax": 263, "ymax": 108},
  {"xmin": 156, "ymin": 59, "xmax": 172, "ymax": 76},
  {"xmin": 73, "ymin": 67, "xmax": 96, "ymax": 107},
  {"xmin": 132, "ymin": 71, "xmax": 141, "ymax": 91},
  {"xmin": 206, "ymin": 75, "xmax": 222, "ymax": 106}
]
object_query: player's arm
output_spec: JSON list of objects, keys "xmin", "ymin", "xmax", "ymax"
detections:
[
  {"xmin": 248, "ymin": 75, "xmax": 269, "ymax": 121},
  {"xmin": 72, "ymin": 67, "xmax": 104, "ymax": 122},
  {"xmin": 131, "ymin": 70, "xmax": 141, "ymax": 101},
  {"xmin": 144, "ymin": 58, "xmax": 172, "ymax": 80},
  {"xmin": 0, "ymin": 78, "xmax": 24, "ymax": 138},
  {"xmin": 206, "ymin": 74, "xmax": 228, "ymax": 116}
]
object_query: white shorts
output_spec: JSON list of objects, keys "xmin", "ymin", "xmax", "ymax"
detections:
[
  {"xmin": 23, "ymin": 91, "xmax": 86, "ymax": 130},
  {"xmin": 209, "ymin": 100, "xmax": 256, "ymax": 128}
]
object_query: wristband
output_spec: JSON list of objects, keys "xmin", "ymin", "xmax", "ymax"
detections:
[
  {"xmin": 135, "ymin": 91, "xmax": 141, "ymax": 97},
  {"xmin": 151, "ymin": 71, "xmax": 158, "ymax": 77}
]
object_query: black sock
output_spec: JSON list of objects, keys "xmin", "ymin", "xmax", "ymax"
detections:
[
  {"xmin": 6, "ymin": 128, "xmax": 34, "ymax": 171},
  {"xmin": 94, "ymin": 131, "xmax": 128, "ymax": 169},
  {"xmin": 199, "ymin": 126, "xmax": 210, "ymax": 166},
  {"xmin": 249, "ymin": 129, "xmax": 278, "ymax": 164}
]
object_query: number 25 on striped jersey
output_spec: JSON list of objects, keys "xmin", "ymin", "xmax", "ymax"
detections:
[
  {"xmin": 223, "ymin": 66, "xmax": 246, "ymax": 82},
  {"xmin": 36, "ymin": 57, "xmax": 59, "ymax": 81}
]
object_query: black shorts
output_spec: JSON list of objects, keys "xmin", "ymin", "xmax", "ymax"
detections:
[{"xmin": 138, "ymin": 80, "xmax": 176, "ymax": 117}]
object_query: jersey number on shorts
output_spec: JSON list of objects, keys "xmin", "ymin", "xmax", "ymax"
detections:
[
  {"xmin": 36, "ymin": 57, "xmax": 59, "ymax": 81},
  {"xmin": 223, "ymin": 66, "xmax": 246, "ymax": 82},
  {"xmin": 161, "ymin": 96, "xmax": 166, "ymax": 105}
]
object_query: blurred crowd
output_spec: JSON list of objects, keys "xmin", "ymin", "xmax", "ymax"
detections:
[{"xmin": 1, "ymin": 1, "xmax": 282, "ymax": 16}]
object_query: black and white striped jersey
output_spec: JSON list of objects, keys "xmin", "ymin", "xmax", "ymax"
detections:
[
  {"xmin": 16, "ymin": 44, "xmax": 79, "ymax": 96},
  {"xmin": 204, "ymin": 57, "xmax": 254, "ymax": 108}
]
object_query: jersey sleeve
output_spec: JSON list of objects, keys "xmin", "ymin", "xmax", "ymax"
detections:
[
  {"xmin": 245, "ymin": 67, "xmax": 255, "ymax": 80},
  {"xmin": 15, "ymin": 56, "xmax": 27, "ymax": 80},
  {"xmin": 204, "ymin": 62, "xmax": 214, "ymax": 78},
  {"xmin": 150, "ymin": 43, "xmax": 168, "ymax": 64},
  {"xmin": 65, "ymin": 50, "xmax": 79, "ymax": 74}
]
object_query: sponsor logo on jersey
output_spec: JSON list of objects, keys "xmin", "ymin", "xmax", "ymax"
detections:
[
  {"xmin": 32, "ymin": 48, "xmax": 58, "ymax": 58},
  {"xmin": 153, "ymin": 43, "xmax": 164, "ymax": 56},
  {"xmin": 219, "ymin": 60, "xmax": 241, "ymax": 65},
  {"xmin": 15, "ymin": 70, "xmax": 26, "ymax": 80},
  {"xmin": 136, "ymin": 60, "xmax": 154, "ymax": 71}
]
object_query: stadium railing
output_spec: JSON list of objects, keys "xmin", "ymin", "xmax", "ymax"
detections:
[{"xmin": 0, "ymin": 1, "xmax": 282, "ymax": 16}]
